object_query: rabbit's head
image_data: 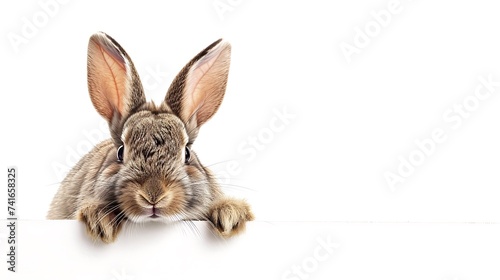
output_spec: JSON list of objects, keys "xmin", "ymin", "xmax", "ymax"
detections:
[{"xmin": 87, "ymin": 32, "xmax": 230, "ymax": 223}]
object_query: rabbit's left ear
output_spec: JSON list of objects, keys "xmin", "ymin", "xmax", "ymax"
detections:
[
  {"xmin": 87, "ymin": 32, "xmax": 145, "ymax": 125},
  {"xmin": 164, "ymin": 39, "xmax": 231, "ymax": 134},
  {"xmin": 87, "ymin": 32, "xmax": 146, "ymax": 144}
]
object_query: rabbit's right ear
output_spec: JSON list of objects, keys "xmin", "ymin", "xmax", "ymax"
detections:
[
  {"xmin": 164, "ymin": 39, "xmax": 231, "ymax": 141},
  {"xmin": 87, "ymin": 32, "xmax": 146, "ymax": 142}
]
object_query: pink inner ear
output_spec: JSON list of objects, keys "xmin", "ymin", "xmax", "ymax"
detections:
[
  {"xmin": 184, "ymin": 49, "xmax": 221, "ymax": 116},
  {"xmin": 88, "ymin": 34, "xmax": 129, "ymax": 122},
  {"xmin": 181, "ymin": 41, "xmax": 231, "ymax": 126},
  {"xmin": 97, "ymin": 44, "xmax": 126, "ymax": 115}
]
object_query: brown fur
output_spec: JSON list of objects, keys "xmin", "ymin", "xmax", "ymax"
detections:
[{"xmin": 47, "ymin": 32, "xmax": 253, "ymax": 243}]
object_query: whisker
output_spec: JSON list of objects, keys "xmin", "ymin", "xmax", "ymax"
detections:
[
  {"xmin": 185, "ymin": 220, "xmax": 201, "ymax": 239},
  {"xmin": 91, "ymin": 205, "xmax": 122, "ymax": 231},
  {"xmin": 202, "ymin": 160, "xmax": 241, "ymax": 169},
  {"xmin": 202, "ymin": 214, "xmax": 227, "ymax": 243},
  {"xmin": 217, "ymin": 184, "xmax": 257, "ymax": 192}
]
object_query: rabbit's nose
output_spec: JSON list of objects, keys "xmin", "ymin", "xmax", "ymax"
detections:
[
  {"xmin": 139, "ymin": 191, "xmax": 169, "ymax": 206},
  {"xmin": 140, "ymin": 180, "xmax": 163, "ymax": 202},
  {"xmin": 140, "ymin": 192, "xmax": 157, "ymax": 205},
  {"xmin": 140, "ymin": 193, "xmax": 153, "ymax": 205}
]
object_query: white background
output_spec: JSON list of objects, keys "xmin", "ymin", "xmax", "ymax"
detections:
[{"xmin": 1, "ymin": 0, "xmax": 500, "ymax": 279}]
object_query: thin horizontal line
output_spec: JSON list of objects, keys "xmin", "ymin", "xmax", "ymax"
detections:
[
  {"xmin": 0, "ymin": 219, "xmax": 498, "ymax": 225},
  {"xmin": 252, "ymin": 220, "xmax": 500, "ymax": 225}
]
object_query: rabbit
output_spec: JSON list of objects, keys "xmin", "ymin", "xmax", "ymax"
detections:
[{"xmin": 47, "ymin": 32, "xmax": 254, "ymax": 243}]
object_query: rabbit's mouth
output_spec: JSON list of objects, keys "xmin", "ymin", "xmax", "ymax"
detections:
[
  {"xmin": 149, "ymin": 206, "xmax": 160, "ymax": 219},
  {"xmin": 142, "ymin": 204, "xmax": 163, "ymax": 220},
  {"xmin": 132, "ymin": 204, "xmax": 185, "ymax": 223},
  {"xmin": 129, "ymin": 211, "xmax": 176, "ymax": 223}
]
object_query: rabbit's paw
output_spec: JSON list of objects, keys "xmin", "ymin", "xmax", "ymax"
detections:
[
  {"xmin": 78, "ymin": 205, "xmax": 123, "ymax": 243},
  {"xmin": 209, "ymin": 198, "xmax": 254, "ymax": 238}
]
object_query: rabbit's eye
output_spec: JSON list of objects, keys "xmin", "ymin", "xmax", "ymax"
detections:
[
  {"xmin": 185, "ymin": 147, "xmax": 191, "ymax": 164},
  {"xmin": 117, "ymin": 145, "xmax": 124, "ymax": 162}
]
